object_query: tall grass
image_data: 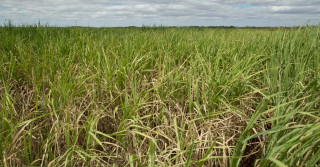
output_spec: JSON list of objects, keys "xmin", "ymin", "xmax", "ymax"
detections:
[{"xmin": 0, "ymin": 25, "xmax": 319, "ymax": 166}]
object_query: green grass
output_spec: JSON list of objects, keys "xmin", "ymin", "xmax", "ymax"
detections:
[{"xmin": 0, "ymin": 24, "xmax": 319, "ymax": 166}]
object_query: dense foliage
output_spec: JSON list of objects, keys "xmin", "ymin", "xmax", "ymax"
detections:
[{"xmin": 0, "ymin": 25, "xmax": 319, "ymax": 166}]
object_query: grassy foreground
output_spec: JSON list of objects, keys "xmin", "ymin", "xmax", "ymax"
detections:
[{"xmin": 0, "ymin": 25, "xmax": 320, "ymax": 167}]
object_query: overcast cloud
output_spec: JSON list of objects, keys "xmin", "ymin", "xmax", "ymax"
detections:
[{"xmin": 0, "ymin": 0, "xmax": 319, "ymax": 27}]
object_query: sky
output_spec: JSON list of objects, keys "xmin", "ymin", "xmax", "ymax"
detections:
[{"xmin": 0, "ymin": 0, "xmax": 320, "ymax": 27}]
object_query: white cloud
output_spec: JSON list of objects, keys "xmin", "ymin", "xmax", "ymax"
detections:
[{"xmin": 0, "ymin": 0, "xmax": 319, "ymax": 26}]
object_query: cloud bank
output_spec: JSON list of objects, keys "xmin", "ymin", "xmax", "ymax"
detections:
[{"xmin": 0, "ymin": 0, "xmax": 319, "ymax": 27}]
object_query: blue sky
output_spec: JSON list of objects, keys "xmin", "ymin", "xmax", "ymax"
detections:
[{"xmin": 0, "ymin": 0, "xmax": 320, "ymax": 27}]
